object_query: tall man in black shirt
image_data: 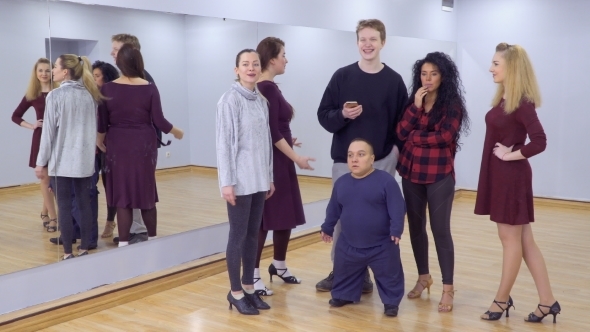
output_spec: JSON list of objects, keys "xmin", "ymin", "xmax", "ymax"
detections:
[{"xmin": 316, "ymin": 19, "xmax": 408, "ymax": 292}]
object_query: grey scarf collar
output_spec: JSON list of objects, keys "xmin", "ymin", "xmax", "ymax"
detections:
[{"xmin": 232, "ymin": 81, "xmax": 259, "ymax": 101}]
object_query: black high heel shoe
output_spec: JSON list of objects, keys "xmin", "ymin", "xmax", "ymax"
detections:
[
  {"xmin": 227, "ymin": 291, "xmax": 259, "ymax": 315},
  {"xmin": 481, "ymin": 296, "xmax": 515, "ymax": 320},
  {"xmin": 243, "ymin": 291, "xmax": 271, "ymax": 310},
  {"xmin": 269, "ymin": 263, "xmax": 301, "ymax": 284},
  {"xmin": 525, "ymin": 301, "xmax": 561, "ymax": 323}
]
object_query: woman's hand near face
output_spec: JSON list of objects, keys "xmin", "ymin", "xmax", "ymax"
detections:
[{"xmin": 414, "ymin": 87, "xmax": 428, "ymax": 108}]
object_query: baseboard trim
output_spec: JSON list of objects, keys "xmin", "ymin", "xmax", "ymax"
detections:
[
  {"xmin": 454, "ymin": 189, "xmax": 590, "ymax": 210},
  {"xmin": 0, "ymin": 226, "xmax": 322, "ymax": 331}
]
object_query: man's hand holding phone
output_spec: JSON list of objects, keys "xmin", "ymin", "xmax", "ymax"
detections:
[{"xmin": 342, "ymin": 101, "xmax": 362, "ymax": 120}]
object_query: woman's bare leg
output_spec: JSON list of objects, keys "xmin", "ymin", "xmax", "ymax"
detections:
[
  {"xmin": 521, "ymin": 224, "xmax": 556, "ymax": 317},
  {"xmin": 481, "ymin": 223, "xmax": 522, "ymax": 318}
]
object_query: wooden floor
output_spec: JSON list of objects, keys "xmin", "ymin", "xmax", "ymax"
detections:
[
  {"xmin": 39, "ymin": 197, "xmax": 589, "ymax": 331},
  {"xmin": 0, "ymin": 167, "xmax": 332, "ymax": 275}
]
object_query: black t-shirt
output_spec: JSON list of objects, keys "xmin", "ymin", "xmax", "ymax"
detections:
[{"xmin": 317, "ymin": 63, "xmax": 408, "ymax": 163}]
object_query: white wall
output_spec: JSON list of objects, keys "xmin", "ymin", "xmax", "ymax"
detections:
[
  {"xmin": 0, "ymin": 0, "xmax": 51, "ymax": 187},
  {"xmin": 185, "ymin": 18, "xmax": 456, "ymax": 178},
  {"xmin": 455, "ymin": 0, "xmax": 589, "ymax": 201},
  {"xmin": 46, "ymin": 2, "xmax": 191, "ymax": 169},
  {"xmin": 1, "ymin": 1, "xmax": 191, "ymax": 188},
  {"xmin": 57, "ymin": 0, "xmax": 458, "ymax": 42}
]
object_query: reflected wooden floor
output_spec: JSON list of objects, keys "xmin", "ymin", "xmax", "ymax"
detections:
[
  {"xmin": 0, "ymin": 167, "xmax": 332, "ymax": 275},
  {"xmin": 40, "ymin": 197, "xmax": 590, "ymax": 331}
]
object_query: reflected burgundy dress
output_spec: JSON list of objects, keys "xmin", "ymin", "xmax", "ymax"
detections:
[
  {"xmin": 257, "ymin": 81, "xmax": 306, "ymax": 231},
  {"xmin": 98, "ymin": 83, "xmax": 173, "ymax": 210},
  {"xmin": 474, "ymin": 100, "xmax": 547, "ymax": 225},
  {"xmin": 11, "ymin": 93, "xmax": 48, "ymax": 168}
]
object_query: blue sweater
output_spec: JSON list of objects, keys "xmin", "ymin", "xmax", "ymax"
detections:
[{"xmin": 321, "ymin": 169, "xmax": 406, "ymax": 248}]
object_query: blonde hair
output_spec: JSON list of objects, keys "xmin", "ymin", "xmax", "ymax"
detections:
[
  {"xmin": 356, "ymin": 19, "xmax": 386, "ymax": 42},
  {"xmin": 492, "ymin": 43, "xmax": 542, "ymax": 113},
  {"xmin": 25, "ymin": 58, "xmax": 58, "ymax": 101},
  {"xmin": 58, "ymin": 54, "xmax": 105, "ymax": 102}
]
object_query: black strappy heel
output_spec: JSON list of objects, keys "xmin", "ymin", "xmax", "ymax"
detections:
[
  {"xmin": 525, "ymin": 301, "xmax": 561, "ymax": 324},
  {"xmin": 253, "ymin": 277, "xmax": 273, "ymax": 296},
  {"xmin": 269, "ymin": 263, "xmax": 301, "ymax": 284},
  {"xmin": 481, "ymin": 296, "xmax": 515, "ymax": 320},
  {"xmin": 40, "ymin": 213, "xmax": 50, "ymax": 227}
]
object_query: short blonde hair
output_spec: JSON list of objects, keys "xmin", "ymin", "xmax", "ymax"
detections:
[
  {"xmin": 492, "ymin": 43, "xmax": 542, "ymax": 113},
  {"xmin": 356, "ymin": 19, "xmax": 386, "ymax": 42},
  {"xmin": 111, "ymin": 34, "xmax": 141, "ymax": 50}
]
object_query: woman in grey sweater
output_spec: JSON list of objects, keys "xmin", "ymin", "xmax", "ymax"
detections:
[
  {"xmin": 216, "ymin": 49, "xmax": 274, "ymax": 315},
  {"xmin": 35, "ymin": 54, "xmax": 104, "ymax": 260}
]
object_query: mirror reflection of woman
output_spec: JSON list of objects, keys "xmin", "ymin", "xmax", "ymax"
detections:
[
  {"xmin": 97, "ymin": 44, "xmax": 183, "ymax": 248},
  {"xmin": 396, "ymin": 52, "xmax": 470, "ymax": 313},
  {"xmin": 36, "ymin": 54, "xmax": 104, "ymax": 259},
  {"xmin": 92, "ymin": 60, "xmax": 120, "ymax": 239},
  {"xmin": 11, "ymin": 58, "xmax": 59, "ymax": 232},
  {"xmin": 216, "ymin": 49, "xmax": 274, "ymax": 315}
]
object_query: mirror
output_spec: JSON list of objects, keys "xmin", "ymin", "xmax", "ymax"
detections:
[
  {"xmin": 0, "ymin": 0, "xmax": 59, "ymax": 275},
  {"xmin": 1, "ymin": 0, "xmax": 454, "ymax": 276}
]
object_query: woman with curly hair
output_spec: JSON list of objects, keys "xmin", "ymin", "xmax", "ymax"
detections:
[
  {"xmin": 396, "ymin": 52, "xmax": 470, "ymax": 312},
  {"xmin": 92, "ymin": 60, "xmax": 120, "ymax": 238}
]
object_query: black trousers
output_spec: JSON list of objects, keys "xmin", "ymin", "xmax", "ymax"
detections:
[
  {"xmin": 51, "ymin": 176, "xmax": 93, "ymax": 254},
  {"xmin": 402, "ymin": 175, "xmax": 455, "ymax": 285}
]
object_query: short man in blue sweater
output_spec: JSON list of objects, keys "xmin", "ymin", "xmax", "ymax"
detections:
[
  {"xmin": 321, "ymin": 139, "xmax": 406, "ymax": 317},
  {"xmin": 316, "ymin": 18, "xmax": 408, "ymax": 292}
]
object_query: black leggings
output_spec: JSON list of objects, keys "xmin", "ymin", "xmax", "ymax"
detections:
[
  {"xmin": 100, "ymin": 152, "xmax": 117, "ymax": 222},
  {"xmin": 116, "ymin": 207, "xmax": 157, "ymax": 242},
  {"xmin": 402, "ymin": 175, "xmax": 455, "ymax": 285},
  {"xmin": 52, "ymin": 176, "xmax": 93, "ymax": 254},
  {"xmin": 255, "ymin": 228, "xmax": 292, "ymax": 268},
  {"xmin": 226, "ymin": 192, "xmax": 266, "ymax": 292}
]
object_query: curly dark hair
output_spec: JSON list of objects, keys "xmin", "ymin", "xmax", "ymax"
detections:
[
  {"xmin": 92, "ymin": 60, "xmax": 120, "ymax": 83},
  {"xmin": 407, "ymin": 52, "xmax": 470, "ymax": 152}
]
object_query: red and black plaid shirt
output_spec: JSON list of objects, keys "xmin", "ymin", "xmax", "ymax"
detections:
[{"xmin": 396, "ymin": 104, "xmax": 461, "ymax": 184}]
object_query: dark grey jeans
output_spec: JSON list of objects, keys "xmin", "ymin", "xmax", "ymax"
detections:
[
  {"xmin": 226, "ymin": 191, "xmax": 266, "ymax": 292},
  {"xmin": 51, "ymin": 176, "xmax": 93, "ymax": 254}
]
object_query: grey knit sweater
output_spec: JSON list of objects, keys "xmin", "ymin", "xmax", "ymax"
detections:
[
  {"xmin": 216, "ymin": 82, "xmax": 273, "ymax": 196},
  {"xmin": 36, "ymin": 80, "xmax": 97, "ymax": 177}
]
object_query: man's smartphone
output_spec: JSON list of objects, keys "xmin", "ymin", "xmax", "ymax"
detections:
[{"xmin": 344, "ymin": 101, "xmax": 359, "ymax": 108}]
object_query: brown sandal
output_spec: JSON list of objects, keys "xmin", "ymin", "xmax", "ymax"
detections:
[
  {"xmin": 46, "ymin": 218, "xmax": 58, "ymax": 232},
  {"xmin": 438, "ymin": 289, "xmax": 455, "ymax": 312},
  {"xmin": 101, "ymin": 220, "xmax": 116, "ymax": 238},
  {"xmin": 407, "ymin": 275, "xmax": 433, "ymax": 299}
]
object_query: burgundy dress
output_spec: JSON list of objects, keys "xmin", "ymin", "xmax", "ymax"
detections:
[
  {"xmin": 474, "ymin": 100, "xmax": 546, "ymax": 225},
  {"xmin": 11, "ymin": 93, "xmax": 48, "ymax": 168},
  {"xmin": 97, "ymin": 83, "xmax": 173, "ymax": 210},
  {"xmin": 257, "ymin": 81, "xmax": 306, "ymax": 231}
]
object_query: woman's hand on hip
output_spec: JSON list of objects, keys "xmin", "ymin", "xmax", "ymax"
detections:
[{"xmin": 493, "ymin": 142, "xmax": 513, "ymax": 161}]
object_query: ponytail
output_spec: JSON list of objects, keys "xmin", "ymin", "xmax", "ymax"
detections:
[{"xmin": 59, "ymin": 54, "xmax": 105, "ymax": 103}]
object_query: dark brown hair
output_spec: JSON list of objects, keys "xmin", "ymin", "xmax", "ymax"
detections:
[
  {"xmin": 111, "ymin": 33, "xmax": 141, "ymax": 50},
  {"xmin": 116, "ymin": 44, "xmax": 145, "ymax": 79},
  {"xmin": 235, "ymin": 48, "xmax": 257, "ymax": 67},
  {"xmin": 350, "ymin": 138, "xmax": 374, "ymax": 155},
  {"xmin": 256, "ymin": 37, "xmax": 285, "ymax": 71}
]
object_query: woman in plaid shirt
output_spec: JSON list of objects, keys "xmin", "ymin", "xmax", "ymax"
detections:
[{"xmin": 396, "ymin": 52, "xmax": 470, "ymax": 313}]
